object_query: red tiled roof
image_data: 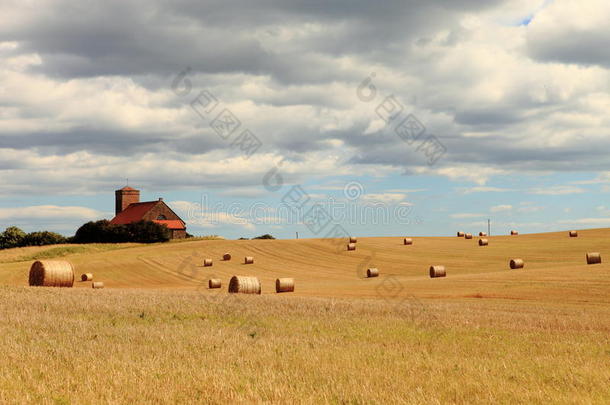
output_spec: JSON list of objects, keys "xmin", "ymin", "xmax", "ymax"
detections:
[
  {"xmin": 153, "ymin": 220, "xmax": 186, "ymax": 230},
  {"xmin": 119, "ymin": 186, "xmax": 137, "ymax": 191},
  {"xmin": 110, "ymin": 201, "xmax": 158, "ymax": 225}
]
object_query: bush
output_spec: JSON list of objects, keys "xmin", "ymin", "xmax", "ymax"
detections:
[
  {"xmin": 128, "ymin": 220, "xmax": 171, "ymax": 243},
  {"xmin": 73, "ymin": 220, "xmax": 170, "ymax": 244},
  {"xmin": 253, "ymin": 234, "xmax": 275, "ymax": 240},
  {"xmin": 23, "ymin": 231, "xmax": 67, "ymax": 246}
]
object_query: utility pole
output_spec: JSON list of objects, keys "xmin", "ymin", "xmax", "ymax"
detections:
[
  {"xmin": 296, "ymin": 231, "xmax": 299, "ymax": 239},
  {"xmin": 488, "ymin": 219, "xmax": 491, "ymax": 236}
]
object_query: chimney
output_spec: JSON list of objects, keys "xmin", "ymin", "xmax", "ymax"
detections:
[
  {"xmin": 158, "ymin": 198, "xmax": 163, "ymax": 201},
  {"xmin": 115, "ymin": 186, "xmax": 140, "ymax": 215}
]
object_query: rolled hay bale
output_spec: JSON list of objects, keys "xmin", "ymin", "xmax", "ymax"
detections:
[
  {"xmin": 511, "ymin": 230, "xmax": 519, "ymax": 236},
  {"xmin": 208, "ymin": 278, "xmax": 222, "ymax": 289},
  {"xmin": 366, "ymin": 268, "xmax": 379, "ymax": 278},
  {"xmin": 457, "ymin": 231, "xmax": 465, "ymax": 237},
  {"xmin": 28, "ymin": 260, "xmax": 74, "ymax": 288},
  {"xmin": 510, "ymin": 259, "xmax": 525, "ymax": 269},
  {"xmin": 349, "ymin": 237, "xmax": 357, "ymax": 243},
  {"xmin": 429, "ymin": 265, "xmax": 446, "ymax": 278},
  {"xmin": 223, "ymin": 253, "xmax": 232, "ymax": 261},
  {"xmin": 586, "ymin": 252, "xmax": 602, "ymax": 265},
  {"xmin": 479, "ymin": 232, "xmax": 487, "ymax": 237},
  {"xmin": 81, "ymin": 273, "xmax": 93, "ymax": 282},
  {"xmin": 92, "ymin": 282, "xmax": 104, "ymax": 289},
  {"xmin": 276, "ymin": 278, "xmax": 295, "ymax": 293},
  {"xmin": 569, "ymin": 231, "xmax": 578, "ymax": 238},
  {"xmin": 228, "ymin": 276, "xmax": 261, "ymax": 294},
  {"xmin": 203, "ymin": 259, "xmax": 213, "ymax": 267},
  {"xmin": 403, "ymin": 238, "xmax": 413, "ymax": 245},
  {"xmin": 244, "ymin": 256, "xmax": 254, "ymax": 264},
  {"xmin": 465, "ymin": 233, "xmax": 473, "ymax": 239},
  {"xmin": 347, "ymin": 243, "xmax": 356, "ymax": 251},
  {"xmin": 479, "ymin": 238, "xmax": 489, "ymax": 246}
]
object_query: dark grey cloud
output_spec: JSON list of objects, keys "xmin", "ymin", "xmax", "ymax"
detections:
[
  {"xmin": 0, "ymin": 0, "xmax": 609, "ymax": 197},
  {"xmin": 528, "ymin": 32, "xmax": 610, "ymax": 68},
  {"xmin": 5, "ymin": 0, "xmax": 504, "ymax": 82}
]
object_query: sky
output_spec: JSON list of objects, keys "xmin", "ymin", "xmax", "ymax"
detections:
[{"xmin": 0, "ymin": 0, "xmax": 609, "ymax": 239}]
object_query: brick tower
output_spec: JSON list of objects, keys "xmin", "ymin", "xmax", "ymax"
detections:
[{"xmin": 115, "ymin": 186, "xmax": 140, "ymax": 215}]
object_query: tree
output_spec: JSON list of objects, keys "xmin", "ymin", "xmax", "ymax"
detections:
[
  {"xmin": 23, "ymin": 231, "xmax": 66, "ymax": 246},
  {"xmin": 0, "ymin": 226, "xmax": 26, "ymax": 249}
]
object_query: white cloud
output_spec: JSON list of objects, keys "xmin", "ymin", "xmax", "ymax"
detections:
[
  {"xmin": 458, "ymin": 186, "xmax": 514, "ymax": 194},
  {"xmin": 528, "ymin": 186, "xmax": 585, "ymax": 195},
  {"xmin": 450, "ymin": 213, "xmax": 486, "ymax": 219},
  {"xmin": 490, "ymin": 204, "xmax": 513, "ymax": 213},
  {"xmin": 517, "ymin": 206, "xmax": 544, "ymax": 213},
  {"xmin": 557, "ymin": 218, "xmax": 610, "ymax": 225},
  {"xmin": 361, "ymin": 193, "xmax": 408, "ymax": 204},
  {"xmin": 0, "ymin": 205, "xmax": 105, "ymax": 221}
]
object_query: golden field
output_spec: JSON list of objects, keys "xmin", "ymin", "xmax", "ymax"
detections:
[{"xmin": 0, "ymin": 229, "xmax": 609, "ymax": 404}]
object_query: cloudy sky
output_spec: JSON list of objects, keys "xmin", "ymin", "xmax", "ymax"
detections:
[{"xmin": 1, "ymin": 0, "xmax": 609, "ymax": 238}]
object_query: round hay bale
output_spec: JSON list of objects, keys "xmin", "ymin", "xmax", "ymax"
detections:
[
  {"xmin": 457, "ymin": 231, "xmax": 465, "ymax": 237},
  {"xmin": 203, "ymin": 259, "xmax": 213, "ymax": 267},
  {"xmin": 208, "ymin": 278, "xmax": 222, "ymax": 289},
  {"xmin": 228, "ymin": 276, "xmax": 261, "ymax": 294},
  {"xmin": 510, "ymin": 259, "xmax": 524, "ymax": 269},
  {"xmin": 366, "ymin": 268, "xmax": 379, "ymax": 278},
  {"xmin": 403, "ymin": 238, "xmax": 413, "ymax": 245},
  {"xmin": 276, "ymin": 278, "xmax": 295, "ymax": 293},
  {"xmin": 429, "ymin": 265, "xmax": 446, "ymax": 278},
  {"xmin": 28, "ymin": 260, "xmax": 74, "ymax": 287},
  {"xmin": 479, "ymin": 232, "xmax": 487, "ymax": 237},
  {"xmin": 586, "ymin": 252, "xmax": 601, "ymax": 265},
  {"xmin": 349, "ymin": 237, "xmax": 357, "ymax": 243},
  {"xmin": 81, "ymin": 273, "xmax": 93, "ymax": 282},
  {"xmin": 479, "ymin": 238, "xmax": 489, "ymax": 246},
  {"xmin": 465, "ymin": 233, "xmax": 473, "ymax": 239},
  {"xmin": 92, "ymin": 282, "xmax": 104, "ymax": 289},
  {"xmin": 244, "ymin": 256, "xmax": 254, "ymax": 264},
  {"xmin": 511, "ymin": 230, "xmax": 519, "ymax": 236},
  {"xmin": 223, "ymin": 253, "xmax": 232, "ymax": 261},
  {"xmin": 569, "ymin": 231, "xmax": 578, "ymax": 238},
  {"xmin": 347, "ymin": 243, "xmax": 356, "ymax": 251}
]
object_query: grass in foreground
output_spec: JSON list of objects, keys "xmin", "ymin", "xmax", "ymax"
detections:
[{"xmin": 0, "ymin": 287, "xmax": 608, "ymax": 404}]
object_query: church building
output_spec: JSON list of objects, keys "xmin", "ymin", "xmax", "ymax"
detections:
[{"xmin": 110, "ymin": 186, "xmax": 187, "ymax": 239}]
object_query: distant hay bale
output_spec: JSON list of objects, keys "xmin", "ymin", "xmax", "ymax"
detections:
[
  {"xmin": 203, "ymin": 259, "xmax": 213, "ymax": 267},
  {"xmin": 276, "ymin": 278, "xmax": 295, "ymax": 293},
  {"xmin": 510, "ymin": 259, "xmax": 524, "ymax": 269},
  {"xmin": 208, "ymin": 278, "xmax": 221, "ymax": 289},
  {"xmin": 465, "ymin": 233, "xmax": 473, "ymax": 239},
  {"xmin": 511, "ymin": 230, "xmax": 519, "ymax": 236},
  {"xmin": 349, "ymin": 237, "xmax": 357, "ymax": 243},
  {"xmin": 457, "ymin": 231, "xmax": 465, "ymax": 237},
  {"xmin": 429, "ymin": 265, "xmax": 446, "ymax": 278},
  {"xmin": 347, "ymin": 243, "xmax": 356, "ymax": 251},
  {"xmin": 28, "ymin": 260, "xmax": 74, "ymax": 288},
  {"xmin": 92, "ymin": 282, "xmax": 104, "ymax": 289},
  {"xmin": 569, "ymin": 231, "xmax": 578, "ymax": 238},
  {"xmin": 366, "ymin": 268, "xmax": 379, "ymax": 278},
  {"xmin": 403, "ymin": 238, "xmax": 413, "ymax": 245},
  {"xmin": 479, "ymin": 232, "xmax": 487, "ymax": 237},
  {"xmin": 479, "ymin": 238, "xmax": 489, "ymax": 246},
  {"xmin": 228, "ymin": 276, "xmax": 261, "ymax": 294},
  {"xmin": 244, "ymin": 256, "xmax": 254, "ymax": 264},
  {"xmin": 586, "ymin": 252, "xmax": 602, "ymax": 265},
  {"xmin": 81, "ymin": 273, "xmax": 93, "ymax": 282},
  {"xmin": 223, "ymin": 253, "xmax": 232, "ymax": 261}
]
